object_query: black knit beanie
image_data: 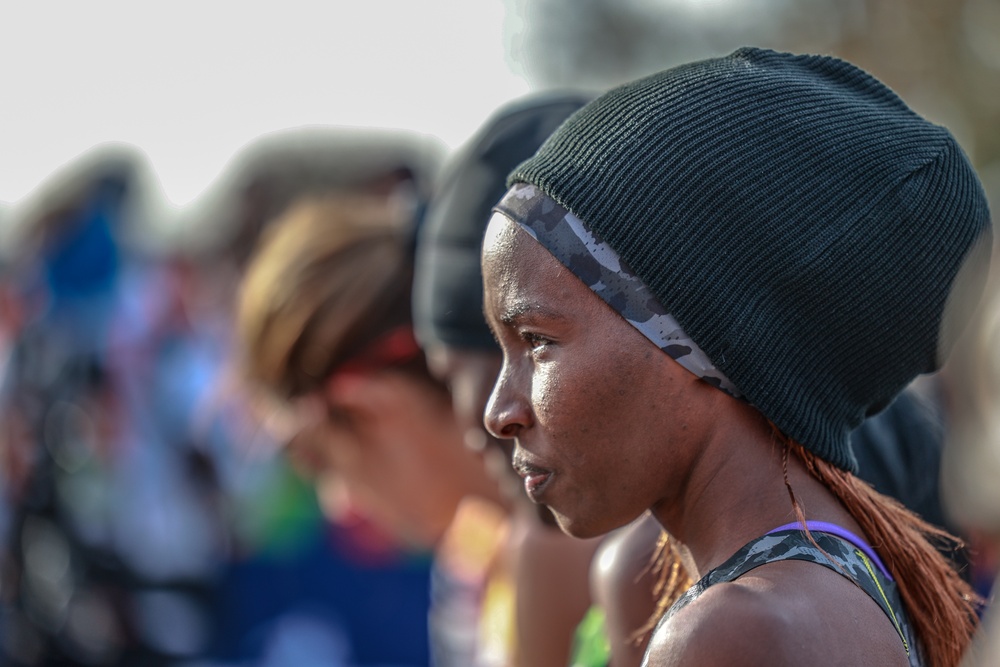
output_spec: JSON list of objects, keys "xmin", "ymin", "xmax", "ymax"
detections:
[
  {"xmin": 413, "ymin": 92, "xmax": 592, "ymax": 350},
  {"xmin": 508, "ymin": 47, "xmax": 993, "ymax": 472}
]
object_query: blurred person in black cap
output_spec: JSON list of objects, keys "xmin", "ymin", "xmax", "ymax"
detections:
[{"xmin": 414, "ymin": 91, "xmax": 604, "ymax": 667}]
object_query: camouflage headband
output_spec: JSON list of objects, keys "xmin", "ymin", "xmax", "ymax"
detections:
[{"xmin": 494, "ymin": 183, "xmax": 742, "ymax": 399}]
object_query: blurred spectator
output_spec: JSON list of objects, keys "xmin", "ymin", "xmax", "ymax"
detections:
[
  {"xmin": 234, "ymin": 192, "xmax": 505, "ymax": 666},
  {"xmin": 941, "ymin": 240, "xmax": 1000, "ymax": 666},
  {"xmin": 182, "ymin": 127, "xmax": 450, "ymax": 667},
  {"xmin": 0, "ymin": 145, "xmax": 230, "ymax": 666}
]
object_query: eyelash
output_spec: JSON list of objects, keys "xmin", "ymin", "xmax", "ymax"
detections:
[{"xmin": 522, "ymin": 332, "xmax": 552, "ymax": 349}]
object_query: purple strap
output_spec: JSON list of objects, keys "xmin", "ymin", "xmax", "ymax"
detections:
[{"xmin": 767, "ymin": 520, "xmax": 893, "ymax": 581}]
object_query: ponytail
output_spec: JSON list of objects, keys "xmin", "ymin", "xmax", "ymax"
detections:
[{"xmin": 786, "ymin": 435, "xmax": 981, "ymax": 667}]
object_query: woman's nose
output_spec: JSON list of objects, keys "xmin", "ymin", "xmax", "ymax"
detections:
[{"xmin": 483, "ymin": 363, "xmax": 531, "ymax": 440}]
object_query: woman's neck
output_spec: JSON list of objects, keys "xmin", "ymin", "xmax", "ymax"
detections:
[{"xmin": 650, "ymin": 405, "xmax": 861, "ymax": 579}]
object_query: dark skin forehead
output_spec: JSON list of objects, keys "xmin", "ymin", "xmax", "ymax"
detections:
[{"xmin": 481, "ymin": 214, "xmax": 582, "ymax": 337}]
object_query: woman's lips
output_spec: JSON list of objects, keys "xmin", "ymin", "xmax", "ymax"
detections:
[
  {"xmin": 522, "ymin": 470, "xmax": 552, "ymax": 501},
  {"xmin": 512, "ymin": 456, "xmax": 553, "ymax": 503}
]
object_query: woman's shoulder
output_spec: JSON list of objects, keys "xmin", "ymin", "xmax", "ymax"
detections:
[
  {"xmin": 643, "ymin": 571, "xmax": 796, "ymax": 666},
  {"xmin": 643, "ymin": 560, "xmax": 909, "ymax": 666}
]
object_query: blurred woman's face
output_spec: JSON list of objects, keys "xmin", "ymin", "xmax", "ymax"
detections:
[
  {"xmin": 425, "ymin": 345, "xmax": 524, "ymax": 503},
  {"xmin": 289, "ymin": 369, "xmax": 503, "ymax": 550}
]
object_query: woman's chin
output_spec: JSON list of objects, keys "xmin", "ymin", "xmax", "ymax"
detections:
[{"xmin": 549, "ymin": 510, "xmax": 601, "ymax": 540}]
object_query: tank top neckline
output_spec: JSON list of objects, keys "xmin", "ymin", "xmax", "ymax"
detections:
[{"xmin": 766, "ymin": 519, "xmax": 892, "ymax": 580}]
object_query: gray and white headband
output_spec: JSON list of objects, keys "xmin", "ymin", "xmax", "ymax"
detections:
[{"xmin": 494, "ymin": 182, "xmax": 742, "ymax": 399}]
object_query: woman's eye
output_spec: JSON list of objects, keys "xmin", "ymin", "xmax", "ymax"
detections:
[{"xmin": 523, "ymin": 332, "xmax": 551, "ymax": 349}]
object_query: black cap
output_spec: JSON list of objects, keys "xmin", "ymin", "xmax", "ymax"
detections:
[{"xmin": 413, "ymin": 91, "xmax": 594, "ymax": 350}]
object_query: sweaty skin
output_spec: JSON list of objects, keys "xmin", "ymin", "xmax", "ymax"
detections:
[
  {"xmin": 481, "ymin": 213, "xmax": 908, "ymax": 666},
  {"xmin": 482, "ymin": 212, "xmax": 733, "ymax": 541}
]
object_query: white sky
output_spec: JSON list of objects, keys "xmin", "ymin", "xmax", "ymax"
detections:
[{"xmin": 0, "ymin": 1, "xmax": 529, "ymax": 209}]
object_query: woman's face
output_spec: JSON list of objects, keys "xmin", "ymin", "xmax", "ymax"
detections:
[
  {"xmin": 288, "ymin": 369, "xmax": 502, "ymax": 549},
  {"xmin": 481, "ymin": 213, "xmax": 706, "ymax": 539},
  {"xmin": 424, "ymin": 345, "xmax": 504, "ymax": 454}
]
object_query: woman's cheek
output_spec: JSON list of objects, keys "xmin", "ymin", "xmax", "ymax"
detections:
[
  {"xmin": 530, "ymin": 363, "xmax": 559, "ymax": 422},
  {"xmin": 532, "ymin": 361, "xmax": 588, "ymax": 435}
]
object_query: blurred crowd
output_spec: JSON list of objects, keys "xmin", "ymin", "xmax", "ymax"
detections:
[{"xmin": 0, "ymin": 133, "xmax": 446, "ymax": 666}]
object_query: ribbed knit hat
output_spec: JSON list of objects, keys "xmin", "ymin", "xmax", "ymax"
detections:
[
  {"xmin": 508, "ymin": 47, "xmax": 993, "ymax": 472},
  {"xmin": 413, "ymin": 92, "xmax": 592, "ymax": 350}
]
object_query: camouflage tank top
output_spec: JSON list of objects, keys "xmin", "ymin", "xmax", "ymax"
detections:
[{"xmin": 650, "ymin": 521, "xmax": 922, "ymax": 667}]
